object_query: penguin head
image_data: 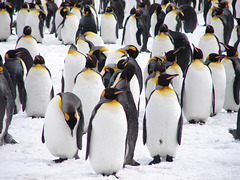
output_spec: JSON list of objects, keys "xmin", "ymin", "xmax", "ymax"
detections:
[
  {"xmin": 33, "ymin": 55, "xmax": 45, "ymax": 65},
  {"xmin": 156, "ymin": 4, "xmax": 162, "ymax": 15},
  {"xmin": 101, "ymin": 88, "xmax": 123, "ymax": 100},
  {"xmin": 68, "ymin": 44, "xmax": 78, "ymax": 54},
  {"xmin": 106, "ymin": 6, "xmax": 113, "ymax": 13},
  {"xmin": 217, "ymin": 1, "xmax": 229, "ymax": 9},
  {"xmin": 130, "ymin": 7, "xmax": 136, "ymax": 15},
  {"xmin": 85, "ymin": 54, "xmax": 98, "ymax": 68},
  {"xmin": 192, "ymin": 44, "xmax": 204, "ymax": 60},
  {"xmin": 23, "ymin": 26, "xmax": 32, "ymax": 35},
  {"xmin": 116, "ymin": 59, "xmax": 127, "ymax": 70},
  {"xmin": 119, "ymin": 62, "xmax": 136, "ymax": 83},
  {"xmin": 21, "ymin": 2, "xmax": 29, "ymax": 9},
  {"xmin": 85, "ymin": 0, "xmax": 94, "ymax": 6},
  {"xmin": 165, "ymin": 4, "xmax": 176, "ymax": 14},
  {"xmin": 157, "ymin": 73, "xmax": 178, "ymax": 87},
  {"xmin": 124, "ymin": 45, "xmax": 139, "ymax": 59},
  {"xmin": 154, "ymin": 60, "xmax": 166, "ymax": 73},
  {"xmin": 220, "ymin": 43, "xmax": 238, "ymax": 57},
  {"xmin": 164, "ymin": 47, "xmax": 184, "ymax": 62},
  {"xmin": 75, "ymin": 2, "xmax": 82, "ymax": 8},
  {"xmin": 60, "ymin": 7, "xmax": 69, "ymax": 17},
  {"xmin": 147, "ymin": 56, "xmax": 164, "ymax": 75},
  {"xmin": 205, "ymin": 25, "xmax": 214, "ymax": 34},
  {"xmin": 206, "ymin": 53, "xmax": 224, "ymax": 62},
  {"xmin": 160, "ymin": 24, "xmax": 169, "ymax": 33},
  {"xmin": 212, "ymin": 7, "xmax": 224, "ymax": 17},
  {"xmin": 5, "ymin": 49, "xmax": 18, "ymax": 60},
  {"xmin": 135, "ymin": 9, "xmax": 143, "ymax": 17},
  {"xmin": 84, "ymin": 5, "xmax": 91, "ymax": 15},
  {"xmin": 89, "ymin": 46, "xmax": 109, "ymax": 58}
]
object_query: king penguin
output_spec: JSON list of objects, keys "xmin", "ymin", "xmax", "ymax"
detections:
[
  {"xmin": 42, "ymin": 92, "xmax": 84, "ymax": 163},
  {"xmin": 72, "ymin": 55, "xmax": 105, "ymax": 133},
  {"xmin": 0, "ymin": 2, "xmax": 12, "ymax": 42},
  {"xmin": 25, "ymin": 55, "xmax": 54, "ymax": 118},
  {"xmin": 181, "ymin": 45, "xmax": 213, "ymax": 124},
  {"xmin": 221, "ymin": 44, "xmax": 240, "ymax": 112},
  {"xmin": 198, "ymin": 25, "xmax": 221, "ymax": 63},
  {"xmin": 0, "ymin": 55, "xmax": 16, "ymax": 145},
  {"xmin": 143, "ymin": 73, "xmax": 183, "ymax": 164},
  {"xmin": 62, "ymin": 45, "xmax": 86, "ymax": 93},
  {"xmin": 16, "ymin": 26, "xmax": 40, "ymax": 59},
  {"xmin": 16, "ymin": 3, "xmax": 29, "ymax": 38},
  {"xmin": 150, "ymin": 4, "xmax": 165, "ymax": 37},
  {"xmin": 205, "ymin": 53, "xmax": 226, "ymax": 116},
  {"xmin": 86, "ymin": 88, "xmax": 127, "ymax": 177}
]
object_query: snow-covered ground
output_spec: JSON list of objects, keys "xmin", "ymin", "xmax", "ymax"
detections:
[{"xmin": 0, "ymin": 12, "xmax": 240, "ymax": 180}]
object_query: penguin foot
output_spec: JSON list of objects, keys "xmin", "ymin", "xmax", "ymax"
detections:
[
  {"xmin": 189, "ymin": 120, "xmax": 197, "ymax": 124},
  {"xmin": 199, "ymin": 121, "xmax": 205, "ymax": 125},
  {"xmin": 227, "ymin": 110, "xmax": 234, "ymax": 113},
  {"xmin": 102, "ymin": 172, "xmax": 118, "ymax": 179},
  {"xmin": 166, "ymin": 155, "xmax": 173, "ymax": 162},
  {"xmin": 53, "ymin": 158, "xmax": 68, "ymax": 163},
  {"xmin": 229, "ymin": 129, "xmax": 240, "ymax": 140},
  {"xmin": 140, "ymin": 48, "xmax": 150, "ymax": 53},
  {"xmin": 149, "ymin": 155, "xmax": 161, "ymax": 165},
  {"xmin": 124, "ymin": 159, "xmax": 140, "ymax": 167},
  {"xmin": 4, "ymin": 133, "xmax": 17, "ymax": 144}
]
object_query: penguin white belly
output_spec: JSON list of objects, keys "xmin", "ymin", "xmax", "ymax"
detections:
[
  {"xmin": 145, "ymin": 77, "xmax": 157, "ymax": 101},
  {"xmin": 198, "ymin": 34, "xmax": 219, "ymax": 61},
  {"xmin": 101, "ymin": 14, "xmax": 117, "ymax": 44},
  {"xmin": 26, "ymin": 11, "xmax": 43, "ymax": 43},
  {"xmin": 16, "ymin": 36, "xmax": 39, "ymax": 59},
  {"xmin": 130, "ymin": 75, "xmax": 140, "ymax": 109},
  {"xmin": 63, "ymin": 54, "xmax": 86, "ymax": 92},
  {"xmin": 150, "ymin": 13, "xmax": 157, "ymax": 37},
  {"xmin": 76, "ymin": 39, "xmax": 91, "ymax": 55},
  {"xmin": 0, "ymin": 110, "xmax": 7, "ymax": 142},
  {"xmin": 229, "ymin": 27, "xmax": 238, "ymax": 47},
  {"xmin": 61, "ymin": 14, "xmax": 78, "ymax": 45},
  {"xmin": 208, "ymin": 63, "xmax": 226, "ymax": 114},
  {"xmin": 222, "ymin": 60, "xmax": 240, "ymax": 111},
  {"xmin": 72, "ymin": 70, "xmax": 105, "ymax": 133},
  {"xmin": 16, "ymin": 10, "xmax": 28, "ymax": 37},
  {"xmin": 25, "ymin": 67, "xmax": 53, "ymax": 117},
  {"xmin": 146, "ymin": 88, "xmax": 180, "ymax": 157},
  {"xmin": 211, "ymin": 18, "xmax": 224, "ymax": 46},
  {"xmin": 44, "ymin": 96, "xmax": 78, "ymax": 159},
  {"xmin": 89, "ymin": 102, "xmax": 127, "ymax": 175},
  {"xmin": 123, "ymin": 16, "xmax": 134, "ymax": 46},
  {"xmin": 206, "ymin": 8, "xmax": 213, "ymax": 25},
  {"xmin": 105, "ymin": 51, "xmax": 124, "ymax": 65},
  {"xmin": 152, "ymin": 34, "xmax": 174, "ymax": 57},
  {"xmin": 130, "ymin": 18, "xmax": 142, "ymax": 51},
  {"xmin": 71, "ymin": 8, "xmax": 82, "ymax": 21},
  {"xmin": 164, "ymin": 13, "xmax": 177, "ymax": 31},
  {"xmin": 55, "ymin": 10, "xmax": 63, "ymax": 40},
  {"xmin": 183, "ymin": 64, "xmax": 212, "ymax": 122},
  {"xmin": 0, "ymin": 10, "xmax": 11, "ymax": 40}
]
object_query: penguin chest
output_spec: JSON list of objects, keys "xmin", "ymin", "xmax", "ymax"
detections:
[
  {"xmin": 89, "ymin": 101, "xmax": 127, "ymax": 175},
  {"xmin": 16, "ymin": 36, "xmax": 39, "ymax": 59},
  {"xmin": 0, "ymin": 9, "xmax": 11, "ymax": 40},
  {"xmin": 150, "ymin": 13, "xmax": 157, "ymax": 37},
  {"xmin": 145, "ymin": 75, "xmax": 158, "ymax": 101},
  {"xmin": 25, "ymin": 66, "xmax": 53, "ymax": 117},
  {"xmin": 76, "ymin": 39, "xmax": 91, "ymax": 55},
  {"xmin": 152, "ymin": 33, "xmax": 174, "ymax": 57},
  {"xmin": 211, "ymin": 17, "xmax": 224, "ymax": 43},
  {"xmin": 130, "ymin": 75, "xmax": 140, "ymax": 108},
  {"xmin": 26, "ymin": 11, "xmax": 42, "ymax": 41},
  {"xmin": 146, "ymin": 87, "xmax": 181, "ymax": 157},
  {"xmin": 164, "ymin": 12, "xmax": 177, "ymax": 31},
  {"xmin": 229, "ymin": 27, "xmax": 238, "ymax": 46},
  {"xmin": 44, "ymin": 96, "xmax": 79, "ymax": 159},
  {"xmin": 183, "ymin": 61, "xmax": 213, "ymax": 121},
  {"xmin": 123, "ymin": 16, "xmax": 135, "ymax": 46},
  {"xmin": 16, "ymin": 9, "xmax": 29, "ymax": 37},
  {"xmin": 101, "ymin": 14, "xmax": 117, "ymax": 43}
]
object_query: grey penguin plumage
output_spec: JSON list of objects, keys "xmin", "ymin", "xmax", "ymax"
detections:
[
  {"xmin": 42, "ymin": 92, "xmax": 84, "ymax": 163},
  {"xmin": 229, "ymin": 107, "xmax": 240, "ymax": 140}
]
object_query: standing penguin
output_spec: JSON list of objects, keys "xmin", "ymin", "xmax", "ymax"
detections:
[
  {"xmin": 0, "ymin": 2, "xmax": 12, "ymax": 42},
  {"xmin": 45, "ymin": 0, "xmax": 58, "ymax": 34},
  {"xmin": 143, "ymin": 73, "xmax": 183, "ymax": 164},
  {"xmin": 16, "ymin": 3, "xmax": 29, "ymax": 37},
  {"xmin": 181, "ymin": 45, "xmax": 213, "ymax": 124},
  {"xmin": 86, "ymin": 88, "xmax": 127, "ymax": 176},
  {"xmin": 151, "ymin": 24, "xmax": 174, "ymax": 57},
  {"xmin": 16, "ymin": 26, "xmax": 40, "ymax": 59},
  {"xmin": 26, "ymin": 9, "xmax": 46, "ymax": 43},
  {"xmin": 0, "ymin": 55, "xmax": 16, "ymax": 145},
  {"xmin": 42, "ymin": 92, "xmax": 84, "ymax": 162},
  {"xmin": 150, "ymin": 4, "xmax": 165, "ymax": 37},
  {"xmin": 205, "ymin": 53, "xmax": 226, "ymax": 116},
  {"xmin": 62, "ymin": 45, "xmax": 86, "ymax": 93},
  {"xmin": 100, "ymin": 6, "xmax": 118, "ymax": 44},
  {"xmin": 72, "ymin": 55, "xmax": 105, "ymax": 133},
  {"xmin": 25, "ymin": 55, "xmax": 54, "ymax": 118},
  {"xmin": 109, "ymin": 0, "xmax": 125, "ymax": 29},
  {"xmin": 198, "ymin": 25, "xmax": 221, "ymax": 63},
  {"xmin": 4, "ymin": 50, "xmax": 27, "ymax": 114},
  {"xmin": 221, "ymin": 44, "xmax": 240, "ymax": 112}
]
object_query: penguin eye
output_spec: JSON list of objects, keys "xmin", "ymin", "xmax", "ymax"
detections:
[{"xmin": 64, "ymin": 112, "xmax": 70, "ymax": 121}]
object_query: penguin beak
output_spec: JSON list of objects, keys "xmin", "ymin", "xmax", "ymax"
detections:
[
  {"xmin": 219, "ymin": 42, "xmax": 229, "ymax": 50},
  {"xmin": 114, "ymin": 90, "xmax": 123, "ymax": 95},
  {"xmin": 166, "ymin": 74, "xmax": 178, "ymax": 80}
]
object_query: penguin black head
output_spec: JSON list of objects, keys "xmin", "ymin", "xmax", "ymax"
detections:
[
  {"xmin": 218, "ymin": 1, "xmax": 229, "ymax": 9},
  {"xmin": 130, "ymin": 7, "xmax": 136, "ymax": 15},
  {"xmin": 135, "ymin": 9, "xmax": 143, "ymax": 17},
  {"xmin": 148, "ymin": 56, "xmax": 164, "ymax": 74},
  {"xmin": 220, "ymin": 43, "xmax": 238, "ymax": 57},
  {"xmin": 106, "ymin": 6, "xmax": 113, "ymax": 13},
  {"xmin": 164, "ymin": 47, "xmax": 184, "ymax": 62},
  {"xmin": 192, "ymin": 44, "xmax": 204, "ymax": 60},
  {"xmin": 160, "ymin": 24, "xmax": 169, "ymax": 33},
  {"xmin": 60, "ymin": 1, "xmax": 70, "ymax": 7},
  {"xmin": 0, "ymin": 55, "xmax": 3, "ymax": 66},
  {"xmin": 22, "ymin": 2, "xmax": 28, "ymax": 9},
  {"xmin": 207, "ymin": 53, "xmax": 224, "ymax": 62},
  {"xmin": 101, "ymin": 88, "xmax": 123, "ymax": 100},
  {"xmin": 154, "ymin": 61, "xmax": 166, "ymax": 73},
  {"xmin": 84, "ymin": 5, "xmax": 91, "ymax": 15},
  {"xmin": 85, "ymin": 54, "xmax": 98, "ymax": 68},
  {"xmin": 205, "ymin": 25, "xmax": 214, "ymax": 34},
  {"xmin": 5, "ymin": 50, "xmax": 17, "ymax": 59},
  {"xmin": 60, "ymin": 7, "xmax": 69, "ymax": 17},
  {"xmin": 124, "ymin": 45, "xmax": 139, "ymax": 59},
  {"xmin": 165, "ymin": 4, "xmax": 175, "ymax": 14},
  {"xmin": 212, "ymin": 7, "xmax": 224, "ymax": 17},
  {"xmin": 119, "ymin": 62, "xmax": 136, "ymax": 83},
  {"xmin": 75, "ymin": 2, "xmax": 82, "ymax": 8},
  {"xmin": 116, "ymin": 59, "xmax": 127, "ymax": 70},
  {"xmin": 157, "ymin": 73, "xmax": 178, "ymax": 87},
  {"xmin": 33, "ymin": 55, "xmax": 45, "ymax": 64},
  {"xmin": 23, "ymin": 26, "xmax": 32, "ymax": 35}
]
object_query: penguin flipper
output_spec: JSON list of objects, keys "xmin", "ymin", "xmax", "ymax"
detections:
[
  {"xmin": 77, "ymin": 107, "xmax": 84, "ymax": 150},
  {"xmin": 177, "ymin": 112, "xmax": 183, "ymax": 145},
  {"xmin": 121, "ymin": 16, "xmax": 130, "ymax": 45},
  {"xmin": 136, "ymin": 29, "xmax": 143, "ymax": 46},
  {"xmin": 232, "ymin": 59, "xmax": 240, "ymax": 105},
  {"xmin": 17, "ymin": 77, "xmax": 26, "ymax": 111},
  {"xmin": 61, "ymin": 75, "xmax": 65, "ymax": 92},
  {"xmin": 143, "ymin": 113, "xmax": 147, "ymax": 145},
  {"xmin": 41, "ymin": 125, "xmax": 45, "ymax": 143},
  {"xmin": 50, "ymin": 86, "xmax": 54, "ymax": 100}
]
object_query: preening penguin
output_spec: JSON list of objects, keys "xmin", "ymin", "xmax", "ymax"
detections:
[
  {"xmin": 86, "ymin": 88, "xmax": 127, "ymax": 176},
  {"xmin": 181, "ymin": 45, "xmax": 213, "ymax": 124},
  {"xmin": 42, "ymin": 92, "xmax": 84, "ymax": 163},
  {"xmin": 25, "ymin": 55, "xmax": 54, "ymax": 118},
  {"xmin": 221, "ymin": 44, "xmax": 240, "ymax": 112},
  {"xmin": 143, "ymin": 73, "xmax": 183, "ymax": 164},
  {"xmin": 16, "ymin": 26, "xmax": 40, "ymax": 59},
  {"xmin": 205, "ymin": 53, "xmax": 226, "ymax": 116},
  {"xmin": 72, "ymin": 55, "xmax": 105, "ymax": 133},
  {"xmin": 62, "ymin": 45, "xmax": 86, "ymax": 93},
  {"xmin": 0, "ymin": 55, "xmax": 16, "ymax": 145}
]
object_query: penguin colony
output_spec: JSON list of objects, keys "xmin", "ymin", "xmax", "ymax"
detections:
[{"xmin": 0, "ymin": 0, "xmax": 240, "ymax": 178}]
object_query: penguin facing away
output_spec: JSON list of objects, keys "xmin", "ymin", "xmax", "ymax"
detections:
[
  {"xmin": 25, "ymin": 55, "xmax": 54, "ymax": 118},
  {"xmin": 143, "ymin": 73, "xmax": 183, "ymax": 164},
  {"xmin": 42, "ymin": 92, "xmax": 84, "ymax": 163},
  {"xmin": 86, "ymin": 88, "xmax": 127, "ymax": 177},
  {"xmin": 0, "ymin": 55, "xmax": 16, "ymax": 145}
]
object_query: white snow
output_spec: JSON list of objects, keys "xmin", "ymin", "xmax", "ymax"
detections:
[{"xmin": 0, "ymin": 12, "xmax": 240, "ymax": 180}]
